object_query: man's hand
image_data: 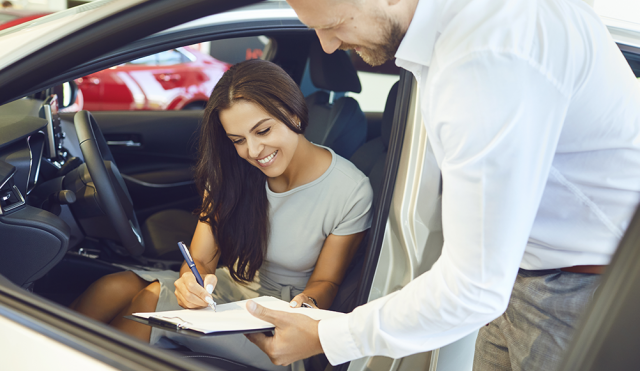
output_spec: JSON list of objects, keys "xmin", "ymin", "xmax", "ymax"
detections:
[{"xmin": 245, "ymin": 300, "xmax": 324, "ymax": 365}]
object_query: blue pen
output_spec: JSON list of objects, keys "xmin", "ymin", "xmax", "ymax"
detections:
[{"xmin": 178, "ymin": 241, "xmax": 216, "ymax": 311}]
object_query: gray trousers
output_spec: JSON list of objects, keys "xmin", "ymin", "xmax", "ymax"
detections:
[{"xmin": 473, "ymin": 268, "xmax": 600, "ymax": 371}]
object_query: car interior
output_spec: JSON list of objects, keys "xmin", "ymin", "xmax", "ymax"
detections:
[
  {"xmin": 0, "ymin": 26, "xmax": 400, "ymax": 370},
  {"xmin": 2, "ymin": 4, "xmax": 637, "ymax": 368}
]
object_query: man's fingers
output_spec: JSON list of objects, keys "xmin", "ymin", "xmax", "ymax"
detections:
[{"xmin": 246, "ymin": 300, "xmax": 282, "ymax": 325}]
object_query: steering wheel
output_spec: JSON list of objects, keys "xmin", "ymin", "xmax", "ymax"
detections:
[{"xmin": 73, "ymin": 110, "xmax": 145, "ymax": 256}]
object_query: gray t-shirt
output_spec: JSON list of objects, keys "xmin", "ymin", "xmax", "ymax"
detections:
[{"xmin": 260, "ymin": 147, "xmax": 374, "ymax": 289}]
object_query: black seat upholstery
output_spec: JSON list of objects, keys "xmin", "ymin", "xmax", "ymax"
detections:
[
  {"xmin": 350, "ymin": 81, "xmax": 399, "ymax": 207},
  {"xmin": 142, "ymin": 209, "xmax": 197, "ymax": 260},
  {"xmin": 327, "ymin": 81, "xmax": 399, "ymax": 313},
  {"xmin": 304, "ymin": 40, "xmax": 367, "ymax": 159}
]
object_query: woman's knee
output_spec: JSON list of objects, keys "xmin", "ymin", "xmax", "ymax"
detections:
[
  {"xmin": 130, "ymin": 281, "xmax": 161, "ymax": 312},
  {"xmin": 96, "ymin": 271, "xmax": 147, "ymax": 294}
]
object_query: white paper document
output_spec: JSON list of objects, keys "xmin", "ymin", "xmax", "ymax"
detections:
[{"xmin": 132, "ymin": 296, "xmax": 345, "ymax": 334}]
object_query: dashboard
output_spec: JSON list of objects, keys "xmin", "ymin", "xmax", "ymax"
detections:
[{"xmin": 0, "ymin": 96, "xmax": 79, "ymax": 288}]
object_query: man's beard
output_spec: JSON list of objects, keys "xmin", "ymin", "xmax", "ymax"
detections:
[{"xmin": 339, "ymin": 16, "xmax": 404, "ymax": 66}]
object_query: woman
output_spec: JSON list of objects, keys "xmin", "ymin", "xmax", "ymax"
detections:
[{"xmin": 71, "ymin": 59, "xmax": 373, "ymax": 370}]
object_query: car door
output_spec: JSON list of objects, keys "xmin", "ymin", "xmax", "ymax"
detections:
[
  {"xmin": 59, "ymin": 49, "xmax": 227, "ymax": 221},
  {"xmin": 557, "ymin": 39, "xmax": 640, "ymax": 371},
  {"xmin": 59, "ymin": 109, "xmax": 202, "ymax": 222},
  {"xmin": 0, "ymin": 1, "xmax": 266, "ymax": 370}
]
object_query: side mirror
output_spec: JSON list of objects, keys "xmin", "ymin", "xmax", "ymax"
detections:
[{"xmin": 52, "ymin": 81, "xmax": 78, "ymax": 109}]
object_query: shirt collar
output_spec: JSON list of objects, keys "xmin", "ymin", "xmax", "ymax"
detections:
[{"xmin": 395, "ymin": 0, "xmax": 443, "ymax": 69}]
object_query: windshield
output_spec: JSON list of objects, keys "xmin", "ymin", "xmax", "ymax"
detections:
[{"xmin": 0, "ymin": 0, "xmax": 146, "ymax": 72}]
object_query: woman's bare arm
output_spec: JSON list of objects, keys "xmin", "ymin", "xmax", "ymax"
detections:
[
  {"xmin": 291, "ymin": 231, "xmax": 367, "ymax": 309},
  {"xmin": 180, "ymin": 219, "xmax": 220, "ymax": 277}
]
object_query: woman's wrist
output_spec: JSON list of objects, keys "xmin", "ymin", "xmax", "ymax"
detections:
[
  {"xmin": 306, "ymin": 296, "xmax": 318, "ymax": 307},
  {"xmin": 300, "ymin": 292, "xmax": 320, "ymax": 308}
]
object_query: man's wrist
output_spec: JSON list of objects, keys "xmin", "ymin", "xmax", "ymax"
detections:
[
  {"xmin": 312, "ymin": 319, "xmax": 324, "ymax": 355},
  {"xmin": 318, "ymin": 315, "xmax": 363, "ymax": 365}
]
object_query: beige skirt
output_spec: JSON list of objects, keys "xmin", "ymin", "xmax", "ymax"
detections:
[{"xmin": 131, "ymin": 267, "xmax": 306, "ymax": 371}]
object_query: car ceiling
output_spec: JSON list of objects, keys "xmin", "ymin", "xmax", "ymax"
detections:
[{"xmin": 0, "ymin": 0, "xmax": 263, "ymax": 106}]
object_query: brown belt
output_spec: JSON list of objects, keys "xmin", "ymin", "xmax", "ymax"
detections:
[{"xmin": 559, "ymin": 265, "xmax": 606, "ymax": 275}]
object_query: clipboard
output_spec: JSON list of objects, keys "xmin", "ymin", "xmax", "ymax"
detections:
[
  {"xmin": 127, "ymin": 296, "xmax": 344, "ymax": 336},
  {"xmin": 124, "ymin": 315, "xmax": 273, "ymax": 337}
]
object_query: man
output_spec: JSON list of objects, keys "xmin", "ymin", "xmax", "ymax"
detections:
[{"xmin": 246, "ymin": 0, "xmax": 640, "ymax": 369}]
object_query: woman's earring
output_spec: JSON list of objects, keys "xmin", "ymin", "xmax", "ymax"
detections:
[{"xmin": 297, "ymin": 122, "xmax": 301, "ymax": 129}]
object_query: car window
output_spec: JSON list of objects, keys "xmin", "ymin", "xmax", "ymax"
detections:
[
  {"xmin": 208, "ymin": 35, "xmax": 269, "ymax": 64},
  {"xmin": 64, "ymin": 37, "xmax": 271, "ymax": 112},
  {"xmin": 346, "ymin": 53, "xmax": 400, "ymax": 113},
  {"xmin": 622, "ymin": 50, "xmax": 640, "ymax": 77},
  {"xmin": 63, "ymin": 44, "xmax": 232, "ymax": 112},
  {"xmin": 0, "ymin": 14, "xmax": 17, "ymax": 25},
  {"xmin": 128, "ymin": 49, "xmax": 189, "ymax": 66}
]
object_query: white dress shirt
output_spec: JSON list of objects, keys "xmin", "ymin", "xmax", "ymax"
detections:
[{"xmin": 318, "ymin": 0, "xmax": 640, "ymax": 365}]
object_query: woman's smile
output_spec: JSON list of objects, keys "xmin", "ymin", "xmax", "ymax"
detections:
[
  {"xmin": 220, "ymin": 100, "xmax": 300, "ymax": 178},
  {"xmin": 257, "ymin": 150, "xmax": 278, "ymax": 167}
]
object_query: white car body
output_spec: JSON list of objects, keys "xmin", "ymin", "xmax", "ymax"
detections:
[{"xmin": 0, "ymin": 1, "xmax": 638, "ymax": 370}]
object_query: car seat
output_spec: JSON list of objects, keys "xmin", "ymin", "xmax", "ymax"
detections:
[
  {"xmin": 349, "ymin": 81, "xmax": 399, "ymax": 209},
  {"xmin": 142, "ymin": 208, "xmax": 198, "ymax": 260},
  {"xmin": 327, "ymin": 81, "xmax": 399, "ymax": 313},
  {"xmin": 304, "ymin": 40, "xmax": 367, "ymax": 159}
]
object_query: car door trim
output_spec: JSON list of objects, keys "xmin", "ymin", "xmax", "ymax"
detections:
[
  {"xmin": 0, "ymin": 275, "xmax": 211, "ymax": 371},
  {"xmin": 121, "ymin": 173, "xmax": 195, "ymax": 188},
  {"xmin": 332, "ymin": 70, "xmax": 414, "ymax": 371},
  {"xmin": 354, "ymin": 70, "xmax": 413, "ymax": 307}
]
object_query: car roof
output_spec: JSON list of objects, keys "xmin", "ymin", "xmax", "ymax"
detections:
[
  {"xmin": 0, "ymin": 0, "xmax": 147, "ymax": 72},
  {"xmin": 602, "ymin": 16, "xmax": 640, "ymax": 49},
  {"xmin": 156, "ymin": 0, "xmax": 296, "ymax": 36},
  {"xmin": 0, "ymin": 9, "xmax": 48, "ymax": 18},
  {"xmin": 0, "ymin": 0, "xmax": 637, "ymax": 104}
]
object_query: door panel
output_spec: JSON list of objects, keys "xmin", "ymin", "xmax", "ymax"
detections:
[{"xmin": 60, "ymin": 110, "xmax": 203, "ymax": 221}]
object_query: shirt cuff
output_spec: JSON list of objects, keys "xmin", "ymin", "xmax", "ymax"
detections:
[{"xmin": 318, "ymin": 314, "xmax": 363, "ymax": 365}]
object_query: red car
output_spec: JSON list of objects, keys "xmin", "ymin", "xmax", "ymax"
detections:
[
  {"xmin": 76, "ymin": 47, "xmax": 230, "ymax": 111},
  {"xmin": 1, "ymin": 9, "xmax": 229, "ymax": 112},
  {"xmin": 0, "ymin": 9, "xmax": 48, "ymax": 31}
]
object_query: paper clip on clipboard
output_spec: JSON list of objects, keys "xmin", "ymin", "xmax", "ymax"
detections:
[{"xmin": 148, "ymin": 316, "xmax": 192, "ymax": 330}]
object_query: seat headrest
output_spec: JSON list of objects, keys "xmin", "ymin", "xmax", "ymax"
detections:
[
  {"xmin": 309, "ymin": 39, "xmax": 362, "ymax": 93},
  {"xmin": 381, "ymin": 81, "xmax": 399, "ymax": 149}
]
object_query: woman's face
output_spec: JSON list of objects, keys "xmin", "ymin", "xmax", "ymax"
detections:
[{"xmin": 219, "ymin": 100, "xmax": 300, "ymax": 178}]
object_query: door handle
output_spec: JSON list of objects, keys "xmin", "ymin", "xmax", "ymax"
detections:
[
  {"xmin": 156, "ymin": 73, "xmax": 181, "ymax": 82},
  {"xmin": 106, "ymin": 140, "xmax": 141, "ymax": 147}
]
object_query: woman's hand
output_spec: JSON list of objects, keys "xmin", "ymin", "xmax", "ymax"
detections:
[
  {"xmin": 174, "ymin": 273, "xmax": 218, "ymax": 309},
  {"xmin": 289, "ymin": 293, "xmax": 317, "ymax": 309}
]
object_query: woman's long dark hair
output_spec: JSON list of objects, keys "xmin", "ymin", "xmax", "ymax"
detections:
[{"xmin": 195, "ymin": 59, "xmax": 309, "ymax": 283}]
